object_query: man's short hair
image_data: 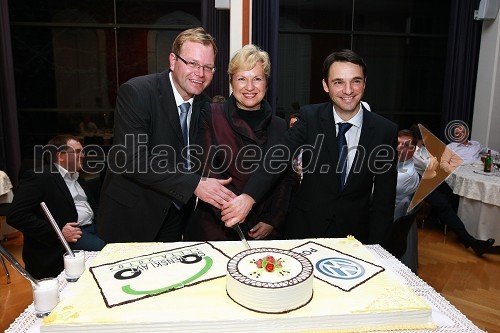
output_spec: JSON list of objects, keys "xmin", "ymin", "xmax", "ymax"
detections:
[
  {"xmin": 398, "ymin": 129, "xmax": 417, "ymax": 146},
  {"xmin": 45, "ymin": 134, "xmax": 81, "ymax": 163},
  {"xmin": 172, "ymin": 27, "xmax": 217, "ymax": 56},
  {"xmin": 322, "ymin": 49, "xmax": 367, "ymax": 83}
]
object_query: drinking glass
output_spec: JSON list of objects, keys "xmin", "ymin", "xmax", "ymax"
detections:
[
  {"xmin": 63, "ymin": 250, "xmax": 85, "ymax": 282},
  {"xmin": 494, "ymin": 155, "xmax": 500, "ymax": 176},
  {"xmin": 32, "ymin": 278, "xmax": 59, "ymax": 318}
]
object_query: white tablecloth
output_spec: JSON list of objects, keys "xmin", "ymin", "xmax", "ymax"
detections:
[
  {"xmin": 6, "ymin": 245, "xmax": 484, "ymax": 333},
  {"xmin": 0, "ymin": 170, "xmax": 13, "ymax": 199},
  {"xmin": 446, "ymin": 164, "xmax": 500, "ymax": 244},
  {"xmin": 0, "ymin": 170, "xmax": 16, "ymax": 237}
]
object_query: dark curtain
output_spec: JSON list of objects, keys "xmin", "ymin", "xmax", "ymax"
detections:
[
  {"xmin": 202, "ymin": 0, "xmax": 230, "ymax": 100},
  {"xmin": 252, "ymin": 0, "xmax": 279, "ymax": 114},
  {"xmin": 440, "ymin": 0, "xmax": 483, "ymax": 141},
  {"xmin": 0, "ymin": 0, "xmax": 21, "ymax": 185}
]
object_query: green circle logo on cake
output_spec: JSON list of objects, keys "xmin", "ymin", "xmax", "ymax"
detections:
[
  {"xmin": 122, "ymin": 255, "xmax": 213, "ymax": 295},
  {"xmin": 89, "ymin": 242, "xmax": 231, "ymax": 308}
]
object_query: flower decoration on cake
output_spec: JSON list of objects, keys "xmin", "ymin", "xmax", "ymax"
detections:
[
  {"xmin": 256, "ymin": 255, "xmax": 282, "ymax": 272},
  {"xmin": 250, "ymin": 255, "xmax": 289, "ymax": 278}
]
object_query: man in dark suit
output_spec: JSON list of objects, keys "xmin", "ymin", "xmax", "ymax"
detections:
[
  {"xmin": 8, "ymin": 135, "xmax": 105, "ymax": 279},
  {"xmin": 97, "ymin": 27, "xmax": 235, "ymax": 243},
  {"xmin": 221, "ymin": 49, "xmax": 398, "ymax": 247}
]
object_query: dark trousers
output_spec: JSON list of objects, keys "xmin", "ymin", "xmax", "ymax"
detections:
[
  {"xmin": 71, "ymin": 223, "xmax": 106, "ymax": 251},
  {"xmin": 154, "ymin": 205, "xmax": 184, "ymax": 242},
  {"xmin": 425, "ymin": 188, "xmax": 475, "ymax": 246}
]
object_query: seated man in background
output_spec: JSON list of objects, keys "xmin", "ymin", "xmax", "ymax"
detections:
[
  {"xmin": 395, "ymin": 129, "xmax": 419, "ymax": 210},
  {"xmin": 440, "ymin": 123, "xmax": 497, "ymax": 173},
  {"xmin": 8, "ymin": 134, "xmax": 105, "ymax": 279},
  {"xmin": 410, "ymin": 123, "xmax": 435, "ymax": 176},
  {"xmin": 394, "ymin": 129, "xmax": 420, "ymax": 273},
  {"xmin": 409, "ymin": 124, "xmax": 495, "ymax": 256}
]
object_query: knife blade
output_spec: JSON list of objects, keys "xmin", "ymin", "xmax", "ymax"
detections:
[{"xmin": 232, "ymin": 223, "xmax": 251, "ymax": 249}]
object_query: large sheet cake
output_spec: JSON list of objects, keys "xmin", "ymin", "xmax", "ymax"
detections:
[{"xmin": 41, "ymin": 238, "xmax": 435, "ymax": 333}]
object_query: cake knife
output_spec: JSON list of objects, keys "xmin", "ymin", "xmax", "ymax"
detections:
[{"xmin": 233, "ymin": 224, "xmax": 251, "ymax": 249}]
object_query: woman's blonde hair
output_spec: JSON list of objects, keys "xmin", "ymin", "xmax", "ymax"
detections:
[{"xmin": 228, "ymin": 44, "xmax": 270, "ymax": 80}]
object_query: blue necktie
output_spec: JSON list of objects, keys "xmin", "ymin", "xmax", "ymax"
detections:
[
  {"xmin": 172, "ymin": 102, "xmax": 191, "ymax": 210},
  {"xmin": 179, "ymin": 102, "xmax": 190, "ymax": 170},
  {"xmin": 179, "ymin": 102, "xmax": 190, "ymax": 146},
  {"xmin": 337, "ymin": 122, "xmax": 353, "ymax": 190}
]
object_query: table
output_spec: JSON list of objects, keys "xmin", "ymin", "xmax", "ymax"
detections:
[
  {"xmin": 0, "ymin": 171, "xmax": 16, "ymax": 238},
  {"xmin": 6, "ymin": 244, "xmax": 484, "ymax": 333},
  {"xmin": 0, "ymin": 170, "xmax": 13, "ymax": 202},
  {"xmin": 446, "ymin": 163, "xmax": 500, "ymax": 245}
]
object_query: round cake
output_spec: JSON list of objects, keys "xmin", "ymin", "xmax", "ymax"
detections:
[{"xmin": 226, "ymin": 247, "xmax": 314, "ymax": 314}]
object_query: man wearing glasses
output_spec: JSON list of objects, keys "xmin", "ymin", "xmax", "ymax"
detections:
[
  {"xmin": 97, "ymin": 27, "xmax": 235, "ymax": 243},
  {"xmin": 8, "ymin": 134, "xmax": 105, "ymax": 279}
]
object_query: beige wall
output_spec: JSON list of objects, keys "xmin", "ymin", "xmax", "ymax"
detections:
[{"xmin": 473, "ymin": 17, "xmax": 500, "ymax": 151}]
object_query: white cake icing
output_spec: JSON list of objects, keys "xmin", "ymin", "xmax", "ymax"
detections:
[
  {"xmin": 41, "ymin": 239, "xmax": 435, "ymax": 333},
  {"xmin": 226, "ymin": 247, "xmax": 313, "ymax": 313}
]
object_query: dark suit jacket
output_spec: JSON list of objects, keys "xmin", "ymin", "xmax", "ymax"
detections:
[
  {"xmin": 97, "ymin": 70, "xmax": 210, "ymax": 242},
  {"xmin": 7, "ymin": 165, "xmax": 98, "ymax": 279},
  {"xmin": 244, "ymin": 102, "xmax": 398, "ymax": 247},
  {"xmin": 184, "ymin": 96, "xmax": 293, "ymax": 241}
]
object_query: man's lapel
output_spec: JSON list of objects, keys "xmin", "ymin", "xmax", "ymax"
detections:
[
  {"xmin": 344, "ymin": 110, "xmax": 374, "ymax": 188},
  {"xmin": 319, "ymin": 104, "xmax": 342, "ymax": 188},
  {"xmin": 52, "ymin": 171, "xmax": 76, "ymax": 209},
  {"xmin": 159, "ymin": 70, "xmax": 184, "ymax": 145},
  {"xmin": 320, "ymin": 103, "xmax": 339, "ymax": 163}
]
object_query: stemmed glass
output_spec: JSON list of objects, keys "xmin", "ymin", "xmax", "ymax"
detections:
[{"xmin": 493, "ymin": 154, "xmax": 500, "ymax": 176}]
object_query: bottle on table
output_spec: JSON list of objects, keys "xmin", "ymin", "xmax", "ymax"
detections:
[{"xmin": 484, "ymin": 149, "xmax": 492, "ymax": 172}]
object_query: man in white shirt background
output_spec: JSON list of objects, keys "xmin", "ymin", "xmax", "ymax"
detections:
[
  {"xmin": 395, "ymin": 129, "xmax": 419, "ymax": 209},
  {"xmin": 409, "ymin": 124, "xmax": 495, "ymax": 256},
  {"xmin": 440, "ymin": 123, "xmax": 497, "ymax": 173}
]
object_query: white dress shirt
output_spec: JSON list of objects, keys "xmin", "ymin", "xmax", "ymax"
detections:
[
  {"xmin": 333, "ymin": 105, "xmax": 364, "ymax": 177},
  {"xmin": 413, "ymin": 144, "xmax": 429, "ymax": 176},
  {"xmin": 55, "ymin": 164, "xmax": 94, "ymax": 226},
  {"xmin": 395, "ymin": 159, "xmax": 419, "ymax": 207},
  {"xmin": 440, "ymin": 140, "xmax": 498, "ymax": 173},
  {"xmin": 169, "ymin": 72, "xmax": 194, "ymax": 145},
  {"xmin": 445, "ymin": 140, "xmax": 485, "ymax": 165}
]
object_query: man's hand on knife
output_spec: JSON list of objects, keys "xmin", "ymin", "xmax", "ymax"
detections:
[{"xmin": 221, "ymin": 194, "xmax": 256, "ymax": 227}]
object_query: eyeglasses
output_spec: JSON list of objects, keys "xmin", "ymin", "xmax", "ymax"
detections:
[{"xmin": 174, "ymin": 54, "xmax": 216, "ymax": 74}]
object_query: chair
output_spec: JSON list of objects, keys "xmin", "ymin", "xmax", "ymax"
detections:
[
  {"xmin": 418, "ymin": 199, "xmax": 447, "ymax": 241},
  {"xmin": 0, "ymin": 203, "xmax": 11, "ymax": 283},
  {"xmin": 0, "ymin": 203, "xmax": 12, "ymax": 241},
  {"xmin": 0, "ymin": 255, "xmax": 10, "ymax": 284},
  {"xmin": 387, "ymin": 195, "xmax": 418, "ymax": 274}
]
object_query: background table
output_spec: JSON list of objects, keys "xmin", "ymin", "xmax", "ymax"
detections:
[
  {"xmin": 446, "ymin": 164, "xmax": 500, "ymax": 245},
  {"xmin": 0, "ymin": 171, "xmax": 16, "ymax": 238},
  {"xmin": 5, "ymin": 244, "xmax": 484, "ymax": 333}
]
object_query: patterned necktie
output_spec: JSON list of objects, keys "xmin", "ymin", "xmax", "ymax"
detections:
[{"xmin": 337, "ymin": 122, "xmax": 353, "ymax": 190}]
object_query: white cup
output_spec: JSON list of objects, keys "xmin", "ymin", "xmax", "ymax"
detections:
[
  {"xmin": 64, "ymin": 250, "xmax": 85, "ymax": 282},
  {"xmin": 32, "ymin": 278, "xmax": 59, "ymax": 318}
]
